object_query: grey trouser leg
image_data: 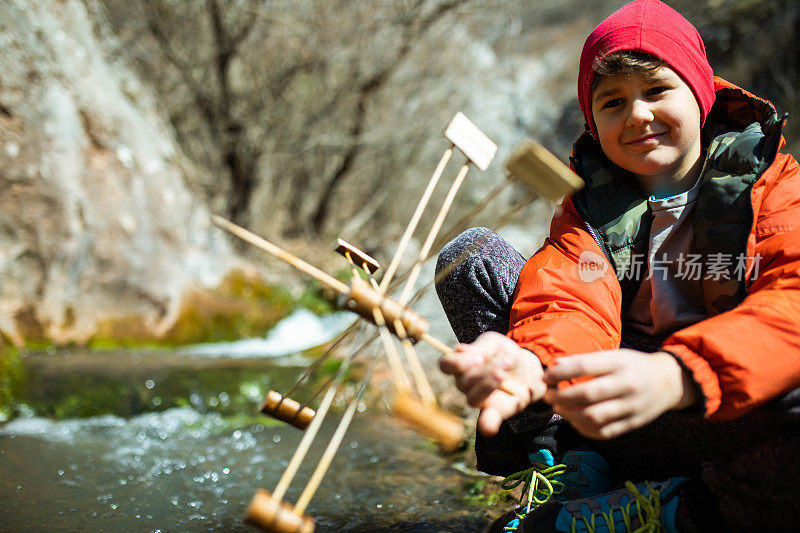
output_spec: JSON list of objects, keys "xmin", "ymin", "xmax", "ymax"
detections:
[
  {"xmin": 435, "ymin": 227, "xmax": 526, "ymax": 344},
  {"xmin": 435, "ymin": 228, "xmax": 584, "ymax": 475}
]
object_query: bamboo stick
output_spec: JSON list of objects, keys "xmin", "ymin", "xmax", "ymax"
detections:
[
  {"xmin": 211, "ymin": 215, "xmax": 349, "ymax": 295},
  {"xmin": 393, "ymin": 318, "xmax": 437, "ymax": 406},
  {"xmin": 398, "ymin": 161, "xmax": 471, "ymax": 305},
  {"xmin": 379, "ymin": 146, "xmax": 454, "ymax": 292},
  {"xmin": 272, "ymin": 351, "xmax": 354, "ymax": 501},
  {"xmin": 340, "ymin": 249, "xmax": 411, "ymax": 390},
  {"xmin": 293, "ymin": 362, "xmax": 376, "ymax": 515}
]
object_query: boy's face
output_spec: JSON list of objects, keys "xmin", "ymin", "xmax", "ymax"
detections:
[{"xmin": 591, "ymin": 66, "xmax": 702, "ymax": 191}]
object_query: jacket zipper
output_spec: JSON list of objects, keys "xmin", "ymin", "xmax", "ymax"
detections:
[
  {"xmin": 585, "ymin": 220, "xmax": 610, "ymax": 261},
  {"xmin": 743, "ymin": 112, "xmax": 787, "ymax": 296}
]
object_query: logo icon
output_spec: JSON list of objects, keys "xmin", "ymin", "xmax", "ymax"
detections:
[{"xmin": 578, "ymin": 250, "xmax": 608, "ymax": 282}]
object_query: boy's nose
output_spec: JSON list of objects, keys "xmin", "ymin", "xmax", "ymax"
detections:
[{"xmin": 625, "ymin": 99, "xmax": 655, "ymax": 127}]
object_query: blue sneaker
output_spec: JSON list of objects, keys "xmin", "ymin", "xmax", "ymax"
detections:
[
  {"xmin": 505, "ymin": 477, "xmax": 690, "ymax": 533},
  {"xmin": 558, "ymin": 449, "xmax": 613, "ymax": 501},
  {"xmin": 501, "ymin": 449, "xmax": 613, "ymax": 531}
]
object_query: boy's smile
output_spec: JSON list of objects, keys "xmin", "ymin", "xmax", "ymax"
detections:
[{"xmin": 591, "ymin": 66, "xmax": 703, "ymax": 195}]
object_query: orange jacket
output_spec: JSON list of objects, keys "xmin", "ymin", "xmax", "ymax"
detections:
[{"xmin": 508, "ymin": 78, "xmax": 800, "ymax": 421}]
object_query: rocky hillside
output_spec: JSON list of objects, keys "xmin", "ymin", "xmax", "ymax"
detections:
[
  {"xmin": 0, "ymin": 0, "xmax": 796, "ymax": 347},
  {"xmin": 0, "ymin": 1, "xmax": 243, "ymax": 346}
]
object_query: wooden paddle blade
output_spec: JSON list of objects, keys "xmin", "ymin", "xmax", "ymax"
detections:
[
  {"xmin": 505, "ymin": 140, "xmax": 584, "ymax": 202},
  {"xmin": 245, "ymin": 489, "xmax": 315, "ymax": 533},
  {"xmin": 334, "ymin": 238, "xmax": 380, "ymax": 275},
  {"xmin": 391, "ymin": 390, "xmax": 465, "ymax": 453},
  {"xmin": 444, "ymin": 112, "xmax": 497, "ymax": 171},
  {"xmin": 260, "ymin": 391, "xmax": 315, "ymax": 430}
]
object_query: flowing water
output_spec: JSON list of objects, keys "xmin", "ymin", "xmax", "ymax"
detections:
[{"xmin": 0, "ymin": 313, "xmax": 499, "ymax": 532}]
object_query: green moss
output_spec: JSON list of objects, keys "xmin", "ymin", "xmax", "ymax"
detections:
[
  {"xmin": 463, "ymin": 479, "xmax": 487, "ymax": 497},
  {"xmin": 85, "ymin": 270, "xmax": 316, "ymax": 348},
  {"xmin": 457, "ymin": 478, "xmax": 518, "ymax": 508},
  {"xmin": 81, "ymin": 269, "xmax": 348, "ymax": 349},
  {"xmin": 318, "ymin": 357, "xmax": 344, "ymax": 378},
  {"xmin": 0, "ymin": 346, "xmax": 25, "ymax": 422},
  {"xmin": 12, "ymin": 269, "xmax": 347, "ymax": 350},
  {"xmin": 295, "ymin": 279, "xmax": 336, "ymax": 316},
  {"xmin": 219, "ymin": 413, "xmax": 285, "ymax": 429},
  {"xmin": 11, "ymin": 351, "xmax": 323, "ymax": 423}
]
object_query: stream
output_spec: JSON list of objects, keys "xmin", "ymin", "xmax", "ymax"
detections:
[{"xmin": 0, "ymin": 314, "xmax": 501, "ymax": 532}]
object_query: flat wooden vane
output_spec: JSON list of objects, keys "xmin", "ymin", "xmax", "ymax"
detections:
[
  {"xmin": 444, "ymin": 112, "xmax": 497, "ymax": 171},
  {"xmin": 335, "ymin": 238, "xmax": 380, "ymax": 275},
  {"xmin": 505, "ymin": 140, "xmax": 584, "ymax": 202}
]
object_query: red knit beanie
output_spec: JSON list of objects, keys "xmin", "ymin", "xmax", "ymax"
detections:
[{"xmin": 578, "ymin": 0, "xmax": 715, "ymax": 140}]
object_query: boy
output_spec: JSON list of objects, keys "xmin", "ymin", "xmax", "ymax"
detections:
[{"xmin": 436, "ymin": 0, "xmax": 800, "ymax": 531}]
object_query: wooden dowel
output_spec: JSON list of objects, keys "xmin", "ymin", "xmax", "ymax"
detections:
[
  {"xmin": 260, "ymin": 391, "xmax": 315, "ymax": 430},
  {"xmin": 394, "ymin": 319, "xmax": 436, "ymax": 406},
  {"xmin": 341, "ymin": 251, "xmax": 411, "ymax": 390},
  {"xmin": 353, "ymin": 252, "xmax": 437, "ymax": 407},
  {"xmin": 421, "ymin": 332, "xmax": 526, "ymax": 398},
  {"xmin": 344, "ymin": 278, "xmax": 429, "ymax": 342},
  {"xmin": 379, "ymin": 146, "xmax": 454, "ymax": 292},
  {"xmin": 391, "ymin": 390, "xmax": 464, "ymax": 453},
  {"xmin": 370, "ymin": 281, "xmax": 437, "ymax": 407},
  {"xmin": 421, "ymin": 332, "xmax": 451, "ymax": 354},
  {"xmin": 432, "ymin": 177, "xmax": 513, "ymax": 253},
  {"xmin": 372, "ymin": 307, "xmax": 412, "ymax": 390},
  {"xmin": 398, "ymin": 161, "xmax": 471, "ymax": 305},
  {"xmin": 272, "ymin": 352, "xmax": 354, "ymax": 501},
  {"xmin": 245, "ymin": 489, "xmax": 315, "ymax": 533},
  {"xmin": 293, "ymin": 362, "xmax": 376, "ymax": 515},
  {"xmin": 212, "ymin": 215, "xmax": 350, "ymax": 295}
]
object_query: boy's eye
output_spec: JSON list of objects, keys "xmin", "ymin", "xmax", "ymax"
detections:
[
  {"xmin": 647, "ymin": 86, "xmax": 669, "ymax": 96},
  {"xmin": 601, "ymin": 98, "xmax": 624, "ymax": 110}
]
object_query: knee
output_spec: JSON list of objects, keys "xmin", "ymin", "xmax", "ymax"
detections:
[{"xmin": 435, "ymin": 227, "xmax": 500, "ymax": 281}]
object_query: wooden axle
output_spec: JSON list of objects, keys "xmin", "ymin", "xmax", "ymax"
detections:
[
  {"xmin": 245, "ymin": 489, "xmax": 315, "ymax": 533},
  {"xmin": 260, "ymin": 391, "xmax": 315, "ymax": 430},
  {"xmin": 341, "ymin": 277, "xmax": 429, "ymax": 342},
  {"xmin": 391, "ymin": 390, "xmax": 465, "ymax": 453}
]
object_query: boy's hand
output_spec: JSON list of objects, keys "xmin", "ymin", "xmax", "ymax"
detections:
[
  {"xmin": 439, "ymin": 332, "xmax": 547, "ymax": 437},
  {"xmin": 543, "ymin": 349, "xmax": 700, "ymax": 440}
]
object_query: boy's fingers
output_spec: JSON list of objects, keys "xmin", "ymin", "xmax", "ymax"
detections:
[
  {"xmin": 477, "ymin": 407, "xmax": 504, "ymax": 436},
  {"xmin": 542, "ymin": 353, "xmax": 621, "ymax": 384},
  {"xmin": 455, "ymin": 365, "xmax": 495, "ymax": 396},
  {"xmin": 476, "ymin": 390, "xmax": 526, "ymax": 436},
  {"xmin": 595, "ymin": 418, "xmax": 636, "ymax": 440},
  {"xmin": 553, "ymin": 398, "xmax": 632, "ymax": 428},
  {"xmin": 439, "ymin": 351, "xmax": 484, "ymax": 375},
  {"xmin": 465, "ymin": 331, "xmax": 514, "ymax": 358},
  {"xmin": 544, "ymin": 375, "xmax": 627, "ymax": 405},
  {"xmin": 465, "ymin": 371, "xmax": 503, "ymax": 407}
]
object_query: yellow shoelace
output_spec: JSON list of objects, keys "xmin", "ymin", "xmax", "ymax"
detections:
[
  {"xmin": 501, "ymin": 461, "xmax": 569, "ymax": 513},
  {"xmin": 573, "ymin": 481, "xmax": 663, "ymax": 533}
]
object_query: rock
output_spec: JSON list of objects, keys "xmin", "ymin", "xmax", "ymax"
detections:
[{"xmin": 0, "ymin": 0, "xmax": 237, "ymax": 346}]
